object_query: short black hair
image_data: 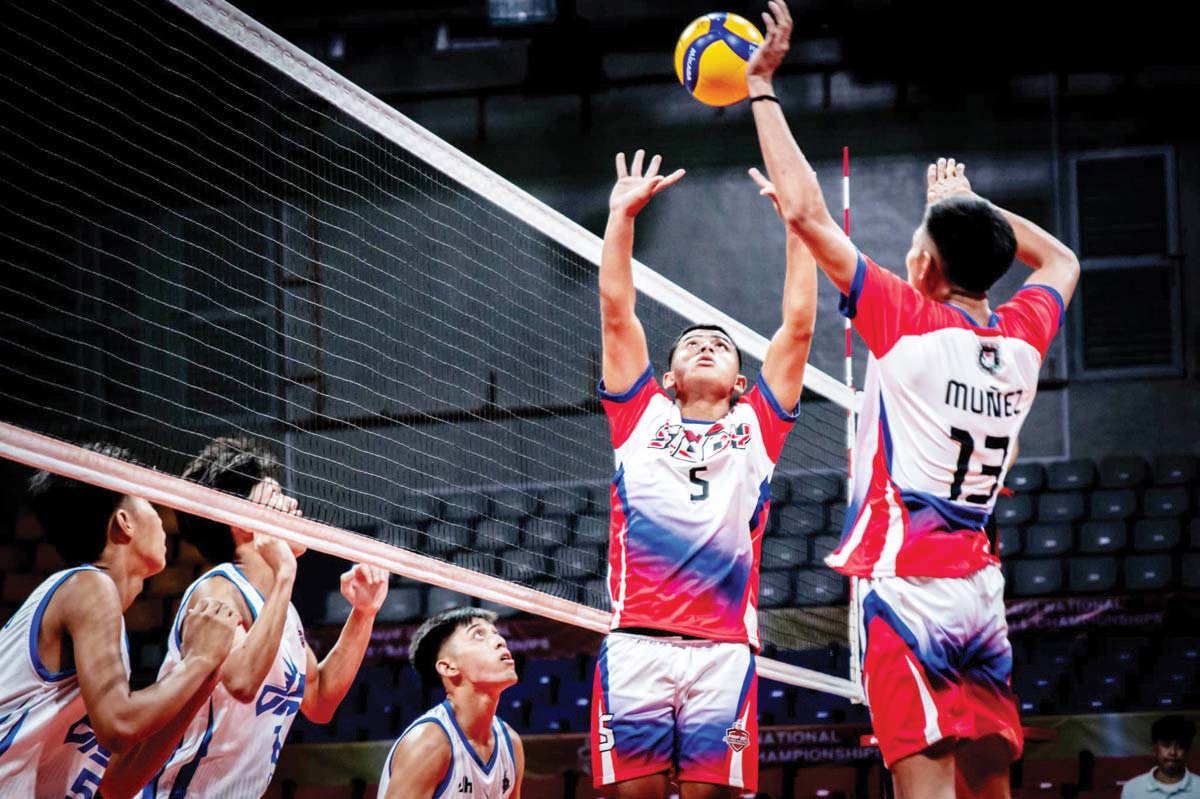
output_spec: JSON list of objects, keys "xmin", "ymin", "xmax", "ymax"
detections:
[
  {"xmin": 666, "ymin": 324, "xmax": 743, "ymax": 370},
  {"xmin": 178, "ymin": 436, "xmax": 280, "ymax": 564},
  {"xmin": 1152, "ymin": 715, "xmax": 1196, "ymax": 747},
  {"xmin": 26, "ymin": 443, "xmax": 136, "ymax": 565},
  {"xmin": 409, "ymin": 607, "xmax": 498, "ymax": 686},
  {"xmin": 923, "ymin": 196, "xmax": 1017, "ymax": 294}
]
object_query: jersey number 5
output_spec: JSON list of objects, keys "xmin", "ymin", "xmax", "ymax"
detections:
[
  {"xmin": 948, "ymin": 427, "xmax": 1010, "ymax": 504},
  {"xmin": 689, "ymin": 466, "xmax": 709, "ymax": 501}
]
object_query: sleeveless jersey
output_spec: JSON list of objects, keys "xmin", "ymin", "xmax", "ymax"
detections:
[
  {"xmin": 0, "ymin": 566, "xmax": 129, "ymax": 799},
  {"xmin": 143, "ymin": 563, "xmax": 308, "ymax": 798},
  {"xmin": 378, "ymin": 700, "xmax": 516, "ymax": 799},
  {"xmin": 600, "ymin": 366, "xmax": 797, "ymax": 647}
]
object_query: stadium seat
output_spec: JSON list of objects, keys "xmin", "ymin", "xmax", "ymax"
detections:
[
  {"xmin": 1005, "ymin": 462, "xmax": 1045, "ymax": 493},
  {"xmin": 758, "ymin": 683, "xmax": 792, "ymax": 724},
  {"xmin": 520, "ymin": 773, "xmax": 566, "ymax": 799},
  {"xmin": 423, "ymin": 521, "xmax": 474, "ymax": 555},
  {"xmin": 1098, "ymin": 456, "xmax": 1148, "ymax": 489},
  {"xmin": 789, "ymin": 473, "xmax": 841, "ymax": 504},
  {"xmin": 776, "ymin": 501, "xmax": 827, "ymax": 536},
  {"xmin": 539, "ymin": 485, "xmax": 592, "ymax": 517},
  {"xmin": 427, "ymin": 586, "xmax": 475, "ymax": 614},
  {"xmin": 441, "ymin": 491, "xmax": 492, "ymax": 523},
  {"xmin": 809, "ymin": 534, "xmax": 840, "ymax": 564},
  {"xmin": 1123, "ymin": 554, "xmax": 1173, "ymax": 590},
  {"xmin": 474, "ymin": 519, "xmax": 520, "ymax": 553},
  {"xmin": 794, "ymin": 568, "xmax": 847, "ymax": 605},
  {"xmin": 1089, "ymin": 489, "xmax": 1138, "ymax": 521},
  {"xmin": 794, "ymin": 689, "xmax": 854, "ymax": 724},
  {"xmin": 322, "ymin": 590, "xmax": 352, "ymax": 625},
  {"xmin": 499, "ymin": 549, "xmax": 545, "ymax": 582},
  {"xmin": 1153, "ymin": 454, "xmax": 1197, "ymax": 486},
  {"xmin": 1047, "ymin": 459, "xmax": 1096, "ymax": 491},
  {"xmin": 553, "ymin": 544, "xmax": 603, "ymax": 579},
  {"xmin": 452, "ymin": 550, "xmax": 496, "ymax": 577},
  {"xmin": 1025, "ymin": 524, "xmax": 1073, "ymax": 557},
  {"xmin": 994, "ymin": 493, "xmax": 1034, "ymax": 525},
  {"xmin": 1014, "ymin": 670, "xmax": 1060, "ymax": 714},
  {"xmin": 522, "ymin": 516, "xmax": 572, "ymax": 551},
  {"xmin": 489, "ymin": 487, "xmax": 540, "ymax": 520},
  {"xmin": 572, "ymin": 514, "xmax": 607, "ymax": 546},
  {"xmin": 147, "ymin": 566, "xmax": 193, "ymax": 598},
  {"xmin": 376, "ymin": 586, "xmax": 423, "ymax": 623},
  {"xmin": 1183, "ymin": 553, "xmax": 1200, "ymax": 589},
  {"xmin": 1143, "ymin": 486, "xmax": 1190, "ymax": 517},
  {"xmin": 793, "ymin": 765, "xmax": 857, "ymax": 799},
  {"xmin": 1091, "ymin": 755, "xmax": 1155, "ymax": 791},
  {"xmin": 1020, "ymin": 758, "xmax": 1079, "ymax": 792},
  {"xmin": 1133, "ymin": 519, "xmax": 1181, "ymax": 551},
  {"xmin": 759, "ymin": 570, "xmax": 794, "ymax": 608},
  {"xmin": 1068, "ymin": 556, "xmax": 1118, "ymax": 592},
  {"xmin": 392, "ymin": 494, "xmax": 441, "ymax": 527},
  {"xmin": 763, "ymin": 535, "xmax": 808, "ymax": 568},
  {"xmin": 1036, "ymin": 492, "xmax": 1085, "ymax": 523},
  {"xmin": 996, "ymin": 525, "xmax": 1022, "ymax": 557},
  {"xmin": 1189, "ymin": 517, "xmax": 1200, "ymax": 549},
  {"xmin": 1012, "ymin": 559, "xmax": 1064, "ymax": 596},
  {"xmin": 1078, "ymin": 521, "xmax": 1127, "ymax": 554}
]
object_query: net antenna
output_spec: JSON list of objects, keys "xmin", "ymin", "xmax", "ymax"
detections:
[{"xmin": 0, "ymin": 0, "xmax": 862, "ymax": 700}]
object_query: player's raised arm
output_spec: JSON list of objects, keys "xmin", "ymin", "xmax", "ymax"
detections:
[
  {"xmin": 750, "ymin": 167, "xmax": 817, "ymax": 412},
  {"xmin": 600, "ymin": 149, "xmax": 684, "ymax": 393},
  {"xmin": 745, "ymin": 2, "xmax": 858, "ymax": 293},
  {"xmin": 926, "ymin": 157, "xmax": 1080, "ymax": 306}
]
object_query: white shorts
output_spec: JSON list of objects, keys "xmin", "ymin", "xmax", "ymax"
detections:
[{"xmin": 590, "ymin": 631, "xmax": 758, "ymax": 791}]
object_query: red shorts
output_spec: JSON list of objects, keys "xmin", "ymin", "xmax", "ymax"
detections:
[{"xmin": 855, "ymin": 565, "xmax": 1023, "ymax": 768}]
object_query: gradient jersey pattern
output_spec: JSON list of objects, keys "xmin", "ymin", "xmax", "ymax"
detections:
[
  {"xmin": 144, "ymin": 563, "xmax": 308, "ymax": 799},
  {"xmin": 0, "ymin": 567, "xmax": 129, "ymax": 799},
  {"xmin": 827, "ymin": 253, "xmax": 1064, "ymax": 579},
  {"xmin": 601, "ymin": 365, "xmax": 798, "ymax": 647},
  {"xmin": 378, "ymin": 701, "xmax": 516, "ymax": 799}
]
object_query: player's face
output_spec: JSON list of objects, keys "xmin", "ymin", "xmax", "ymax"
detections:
[
  {"xmin": 1154, "ymin": 740, "xmax": 1188, "ymax": 777},
  {"xmin": 668, "ymin": 332, "xmax": 740, "ymax": 397},
  {"xmin": 120, "ymin": 495, "xmax": 168, "ymax": 574},
  {"xmin": 443, "ymin": 619, "xmax": 518, "ymax": 690}
]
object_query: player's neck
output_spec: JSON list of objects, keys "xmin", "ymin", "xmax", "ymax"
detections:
[
  {"xmin": 446, "ymin": 687, "xmax": 500, "ymax": 748},
  {"xmin": 945, "ymin": 290, "xmax": 992, "ymax": 327},
  {"xmin": 232, "ymin": 547, "xmax": 274, "ymax": 595},
  {"xmin": 675, "ymin": 396, "xmax": 730, "ymax": 422},
  {"xmin": 1153, "ymin": 766, "xmax": 1185, "ymax": 785},
  {"xmin": 91, "ymin": 553, "xmax": 146, "ymax": 610}
]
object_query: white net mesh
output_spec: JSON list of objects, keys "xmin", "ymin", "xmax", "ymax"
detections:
[{"xmin": 0, "ymin": 0, "xmax": 859, "ymax": 695}]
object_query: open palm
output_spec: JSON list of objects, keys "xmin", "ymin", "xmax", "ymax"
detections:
[{"xmin": 609, "ymin": 149, "xmax": 685, "ymax": 218}]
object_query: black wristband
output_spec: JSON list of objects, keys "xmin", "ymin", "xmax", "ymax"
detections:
[{"xmin": 749, "ymin": 94, "xmax": 780, "ymax": 105}]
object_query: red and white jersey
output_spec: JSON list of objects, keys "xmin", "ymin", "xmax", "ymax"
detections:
[
  {"xmin": 827, "ymin": 253, "xmax": 1064, "ymax": 579},
  {"xmin": 601, "ymin": 365, "xmax": 797, "ymax": 648}
]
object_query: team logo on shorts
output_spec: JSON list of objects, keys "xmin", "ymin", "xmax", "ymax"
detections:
[
  {"xmin": 723, "ymin": 721, "xmax": 750, "ymax": 752},
  {"xmin": 977, "ymin": 342, "xmax": 1003, "ymax": 375}
]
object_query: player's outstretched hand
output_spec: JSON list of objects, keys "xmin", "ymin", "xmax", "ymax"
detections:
[
  {"xmin": 340, "ymin": 563, "xmax": 389, "ymax": 614},
  {"xmin": 746, "ymin": 1, "xmax": 792, "ymax": 85},
  {"xmin": 182, "ymin": 597, "xmax": 240, "ymax": 670},
  {"xmin": 609, "ymin": 149, "xmax": 685, "ymax": 219},
  {"xmin": 748, "ymin": 167, "xmax": 783, "ymax": 219},
  {"xmin": 927, "ymin": 157, "xmax": 975, "ymax": 204}
]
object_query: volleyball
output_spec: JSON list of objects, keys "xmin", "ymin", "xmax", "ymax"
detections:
[{"xmin": 674, "ymin": 12, "xmax": 764, "ymax": 107}]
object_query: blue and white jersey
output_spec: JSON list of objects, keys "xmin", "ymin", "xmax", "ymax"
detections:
[
  {"xmin": 0, "ymin": 566, "xmax": 129, "ymax": 799},
  {"xmin": 378, "ymin": 701, "xmax": 516, "ymax": 799},
  {"xmin": 143, "ymin": 563, "xmax": 308, "ymax": 799}
]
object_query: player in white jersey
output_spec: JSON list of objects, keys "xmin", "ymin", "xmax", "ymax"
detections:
[
  {"xmin": 746, "ymin": 5, "xmax": 1080, "ymax": 798},
  {"xmin": 380, "ymin": 608, "xmax": 523, "ymax": 799},
  {"xmin": 141, "ymin": 436, "xmax": 389, "ymax": 799},
  {"xmin": 0, "ymin": 444, "xmax": 237, "ymax": 799},
  {"xmin": 592, "ymin": 142, "xmax": 816, "ymax": 798}
]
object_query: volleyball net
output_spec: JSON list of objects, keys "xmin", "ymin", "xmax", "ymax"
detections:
[{"xmin": 0, "ymin": 0, "xmax": 860, "ymax": 698}]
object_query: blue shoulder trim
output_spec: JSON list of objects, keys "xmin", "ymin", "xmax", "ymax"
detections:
[
  {"xmin": 837, "ymin": 252, "xmax": 869, "ymax": 320},
  {"xmin": 1020, "ymin": 283, "xmax": 1066, "ymax": 327},
  {"xmin": 597, "ymin": 363, "xmax": 654, "ymax": 403},
  {"xmin": 754, "ymin": 374, "xmax": 801, "ymax": 421},
  {"xmin": 29, "ymin": 566, "xmax": 102, "ymax": 682}
]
